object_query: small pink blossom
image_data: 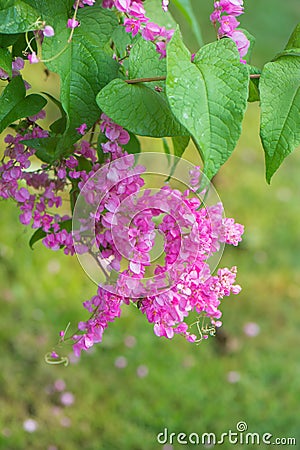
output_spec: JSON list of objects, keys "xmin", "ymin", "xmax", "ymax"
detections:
[
  {"xmin": 243, "ymin": 322, "xmax": 260, "ymax": 337},
  {"xmin": 115, "ymin": 356, "xmax": 127, "ymax": 368},
  {"xmin": 12, "ymin": 57, "xmax": 24, "ymax": 71},
  {"xmin": 60, "ymin": 392, "xmax": 75, "ymax": 406},
  {"xmin": 136, "ymin": 365, "xmax": 149, "ymax": 377},
  {"xmin": 210, "ymin": 9, "xmax": 221, "ymax": 22},
  {"xmin": 28, "ymin": 52, "xmax": 39, "ymax": 64},
  {"xmin": 102, "ymin": 0, "xmax": 114, "ymax": 7},
  {"xmin": 231, "ymin": 30, "xmax": 250, "ymax": 57},
  {"xmin": 76, "ymin": 123, "xmax": 87, "ymax": 135},
  {"xmin": 227, "ymin": 371, "xmax": 241, "ymax": 383},
  {"xmin": 28, "ymin": 109, "xmax": 46, "ymax": 122},
  {"xmin": 23, "ymin": 419, "xmax": 38, "ymax": 433},
  {"xmin": 141, "ymin": 22, "xmax": 162, "ymax": 41},
  {"xmin": 162, "ymin": 0, "xmax": 169, "ymax": 12},
  {"xmin": 129, "ymin": 2, "xmax": 146, "ymax": 18},
  {"xmin": 14, "ymin": 187, "xmax": 30, "ymax": 203},
  {"xmin": 114, "ymin": 0, "xmax": 131, "ymax": 12},
  {"xmin": 219, "ymin": 0, "xmax": 244, "ymax": 16},
  {"xmin": 54, "ymin": 379, "xmax": 66, "ymax": 391},
  {"xmin": 67, "ymin": 18, "xmax": 79, "ymax": 29},
  {"xmin": 124, "ymin": 18, "xmax": 143, "ymax": 37},
  {"xmin": 78, "ymin": 0, "xmax": 96, "ymax": 6},
  {"xmin": 43, "ymin": 25, "xmax": 55, "ymax": 37},
  {"xmin": 0, "ymin": 68, "xmax": 9, "ymax": 79},
  {"xmin": 156, "ymin": 41, "xmax": 167, "ymax": 58},
  {"xmin": 219, "ymin": 15, "xmax": 239, "ymax": 36}
]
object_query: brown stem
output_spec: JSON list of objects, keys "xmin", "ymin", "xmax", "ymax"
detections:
[
  {"xmin": 125, "ymin": 74, "xmax": 261, "ymax": 84},
  {"xmin": 125, "ymin": 76, "xmax": 166, "ymax": 84}
]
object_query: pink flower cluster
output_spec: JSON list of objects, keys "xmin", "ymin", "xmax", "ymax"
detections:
[
  {"xmin": 0, "ymin": 119, "xmax": 98, "ymax": 256},
  {"xmin": 72, "ymin": 174, "xmax": 243, "ymax": 355},
  {"xmin": 0, "ymin": 57, "xmax": 31, "ymax": 89},
  {"xmin": 210, "ymin": 0, "xmax": 250, "ymax": 62},
  {"xmin": 69, "ymin": 120, "xmax": 244, "ymax": 356},
  {"xmin": 100, "ymin": 113, "xmax": 130, "ymax": 157},
  {"xmin": 102, "ymin": 0, "xmax": 174, "ymax": 58}
]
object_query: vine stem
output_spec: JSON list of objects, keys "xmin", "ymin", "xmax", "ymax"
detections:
[
  {"xmin": 125, "ymin": 74, "xmax": 260, "ymax": 84},
  {"xmin": 125, "ymin": 76, "xmax": 166, "ymax": 84}
]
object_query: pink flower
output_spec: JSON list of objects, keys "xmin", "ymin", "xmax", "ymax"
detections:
[
  {"xmin": 210, "ymin": 9, "xmax": 221, "ymax": 22},
  {"xmin": 12, "ymin": 57, "xmax": 24, "ymax": 71},
  {"xmin": 243, "ymin": 322, "xmax": 260, "ymax": 337},
  {"xmin": 43, "ymin": 25, "xmax": 55, "ymax": 37},
  {"xmin": 219, "ymin": 0, "xmax": 244, "ymax": 15},
  {"xmin": 219, "ymin": 15, "xmax": 239, "ymax": 36},
  {"xmin": 60, "ymin": 392, "xmax": 75, "ymax": 406},
  {"xmin": 15, "ymin": 187, "xmax": 30, "ymax": 203},
  {"xmin": 124, "ymin": 18, "xmax": 142, "ymax": 37},
  {"xmin": 76, "ymin": 123, "xmax": 87, "ymax": 135},
  {"xmin": 141, "ymin": 22, "xmax": 161, "ymax": 41},
  {"xmin": 28, "ymin": 52, "xmax": 39, "ymax": 64},
  {"xmin": 114, "ymin": 0, "xmax": 131, "ymax": 12},
  {"xmin": 129, "ymin": 1, "xmax": 146, "ymax": 18},
  {"xmin": 28, "ymin": 110, "xmax": 46, "ymax": 122},
  {"xmin": 67, "ymin": 18, "xmax": 79, "ymax": 28},
  {"xmin": 231, "ymin": 30, "xmax": 250, "ymax": 57},
  {"xmin": 102, "ymin": 0, "xmax": 114, "ymax": 7},
  {"xmin": 0, "ymin": 68, "xmax": 9, "ymax": 79},
  {"xmin": 162, "ymin": 0, "xmax": 169, "ymax": 12},
  {"xmin": 156, "ymin": 41, "xmax": 167, "ymax": 58}
]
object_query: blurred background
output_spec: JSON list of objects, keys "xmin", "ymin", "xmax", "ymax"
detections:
[{"xmin": 1, "ymin": 1, "xmax": 300, "ymax": 449}]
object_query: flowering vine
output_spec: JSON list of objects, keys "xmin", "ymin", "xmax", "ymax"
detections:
[{"xmin": 0, "ymin": 0, "xmax": 299, "ymax": 362}]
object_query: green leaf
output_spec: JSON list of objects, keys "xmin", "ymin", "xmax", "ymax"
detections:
[
  {"xmin": 42, "ymin": 5, "xmax": 119, "ymax": 154},
  {"xmin": 273, "ymin": 48, "xmax": 300, "ymax": 60},
  {"xmin": 162, "ymin": 138, "xmax": 171, "ymax": 165},
  {"xmin": 260, "ymin": 56, "xmax": 300, "ymax": 183},
  {"xmin": 166, "ymin": 30, "xmax": 249, "ymax": 179},
  {"xmin": 112, "ymin": 25, "xmax": 139, "ymax": 59},
  {"xmin": 12, "ymin": 31, "xmax": 36, "ymax": 57},
  {"xmin": 0, "ymin": 32, "xmax": 22, "ymax": 48},
  {"xmin": 172, "ymin": 135, "xmax": 190, "ymax": 158},
  {"xmin": 0, "ymin": 47, "xmax": 12, "ymax": 77},
  {"xmin": 77, "ymin": 155, "xmax": 92, "ymax": 173},
  {"xmin": 60, "ymin": 218, "xmax": 72, "ymax": 232},
  {"xmin": 97, "ymin": 79, "xmax": 187, "ymax": 137},
  {"xmin": 21, "ymin": 137, "xmax": 62, "ymax": 163},
  {"xmin": 123, "ymin": 132, "xmax": 141, "ymax": 154},
  {"xmin": 171, "ymin": 0, "xmax": 203, "ymax": 47},
  {"xmin": 129, "ymin": 37, "xmax": 166, "ymax": 87},
  {"xmin": 97, "ymin": 132, "xmax": 107, "ymax": 164},
  {"xmin": 0, "ymin": 0, "xmax": 40, "ymax": 33},
  {"xmin": 248, "ymin": 65, "xmax": 261, "ymax": 102},
  {"xmin": 29, "ymin": 227, "xmax": 46, "ymax": 249},
  {"xmin": 70, "ymin": 182, "xmax": 80, "ymax": 214},
  {"xmin": 165, "ymin": 135, "xmax": 190, "ymax": 180},
  {"xmin": 285, "ymin": 23, "xmax": 300, "ymax": 50},
  {"xmin": 50, "ymin": 117, "xmax": 67, "ymax": 136},
  {"xmin": 273, "ymin": 23, "xmax": 300, "ymax": 60},
  {"xmin": 144, "ymin": 0, "xmax": 176, "ymax": 30},
  {"xmin": 97, "ymin": 39, "xmax": 187, "ymax": 137},
  {"xmin": 42, "ymin": 93, "xmax": 67, "ymax": 135},
  {"xmin": 0, "ymin": 76, "xmax": 47, "ymax": 133}
]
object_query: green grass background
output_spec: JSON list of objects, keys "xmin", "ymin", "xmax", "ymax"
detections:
[{"xmin": 1, "ymin": 1, "xmax": 300, "ymax": 449}]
